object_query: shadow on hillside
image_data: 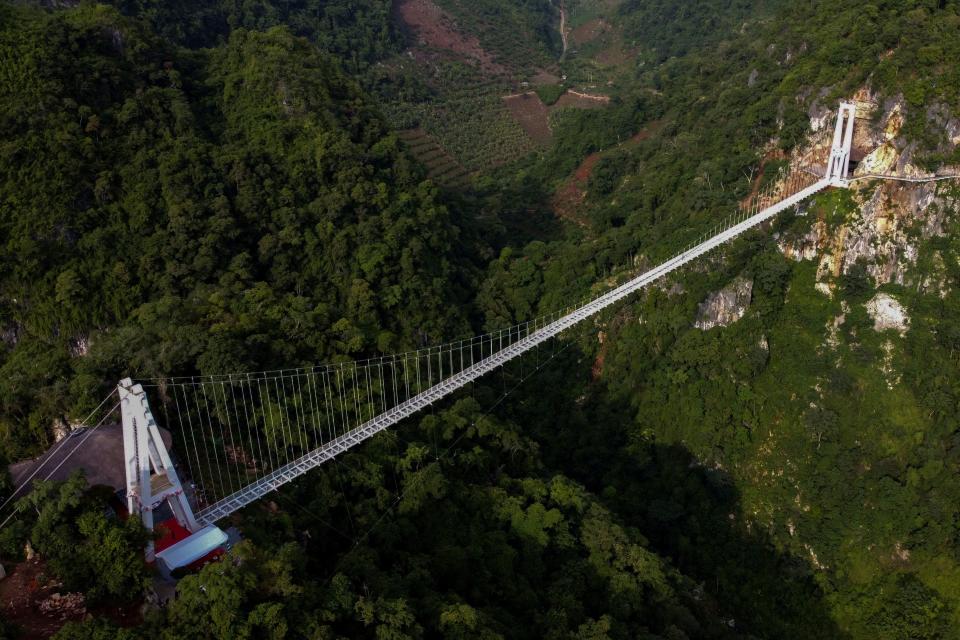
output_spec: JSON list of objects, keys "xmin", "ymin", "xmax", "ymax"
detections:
[
  {"xmin": 606, "ymin": 442, "xmax": 845, "ymax": 639},
  {"xmin": 505, "ymin": 348, "xmax": 848, "ymax": 640},
  {"xmin": 447, "ymin": 179, "xmax": 565, "ymax": 253}
]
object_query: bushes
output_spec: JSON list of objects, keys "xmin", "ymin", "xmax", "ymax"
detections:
[
  {"xmin": 12, "ymin": 472, "xmax": 149, "ymax": 605},
  {"xmin": 535, "ymin": 83, "xmax": 565, "ymax": 105}
]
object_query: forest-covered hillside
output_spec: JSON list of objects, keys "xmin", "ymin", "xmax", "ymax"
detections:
[{"xmin": 2, "ymin": 0, "xmax": 960, "ymax": 638}]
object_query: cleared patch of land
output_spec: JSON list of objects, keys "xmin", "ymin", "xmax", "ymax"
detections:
[
  {"xmin": 388, "ymin": 0, "xmax": 629, "ymax": 176},
  {"xmin": 395, "ymin": 0, "xmax": 507, "ymax": 74},
  {"xmin": 570, "ymin": 18, "xmax": 609, "ymax": 46},
  {"xmin": 551, "ymin": 149, "xmax": 601, "ymax": 225},
  {"xmin": 551, "ymin": 121, "xmax": 662, "ymax": 223},
  {"xmin": 502, "ymin": 93, "xmax": 553, "ymax": 144}
]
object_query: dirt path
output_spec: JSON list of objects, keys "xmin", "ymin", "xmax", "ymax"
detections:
[
  {"xmin": 502, "ymin": 90, "xmax": 537, "ymax": 100},
  {"xmin": 567, "ymin": 89, "xmax": 610, "ymax": 102}
]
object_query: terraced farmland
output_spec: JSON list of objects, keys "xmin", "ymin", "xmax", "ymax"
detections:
[
  {"xmin": 386, "ymin": 89, "xmax": 538, "ymax": 173},
  {"xmin": 383, "ymin": 0, "xmax": 558, "ymax": 176},
  {"xmin": 397, "ymin": 129, "xmax": 471, "ymax": 186}
]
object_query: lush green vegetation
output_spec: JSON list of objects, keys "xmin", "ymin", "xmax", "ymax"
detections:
[
  {"xmin": 461, "ymin": 1, "xmax": 960, "ymax": 637},
  {"xmin": 0, "ymin": 472, "xmax": 149, "ymax": 605},
  {"xmin": 535, "ymin": 84, "xmax": 565, "ymax": 106},
  {"xmin": 4, "ymin": 0, "xmax": 960, "ymax": 638},
  {"xmin": 617, "ymin": 0, "xmax": 790, "ymax": 62},
  {"xmin": 107, "ymin": 0, "xmax": 401, "ymax": 70},
  {"xmin": 41, "ymin": 396, "xmax": 763, "ymax": 639},
  {"xmin": 0, "ymin": 4, "xmax": 470, "ymax": 463}
]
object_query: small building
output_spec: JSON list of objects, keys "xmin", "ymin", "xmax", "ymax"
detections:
[{"xmin": 155, "ymin": 521, "xmax": 229, "ymax": 578}]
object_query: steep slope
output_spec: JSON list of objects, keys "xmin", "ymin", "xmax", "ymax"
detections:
[
  {"xmin": 471, "ymin": 1, "xmax": 960, "ymax": 637},
  {"xmin": 0, "ymin": 4, "xmax": 780, "ymax": 640},
  {"xmin": 0, "ymin": 5, "xmax": 467, "ymax": 461},
  {"xmin": 5, "ymin": 1, "xmax": 960, "ymax": 639}
]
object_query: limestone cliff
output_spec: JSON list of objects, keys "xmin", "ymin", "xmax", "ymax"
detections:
[
  {"xmin": 777, "ymin": 95, "xmax": 959, "ymax": 299},
  {"xmin": 694, "ymin": 276, "xmax": 753, "ymax": 330}
]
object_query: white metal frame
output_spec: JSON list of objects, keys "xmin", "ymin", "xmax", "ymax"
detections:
[
  {"xmin": 119, "ymin": 378, "xmax": 199, "ymax": 560},
  {"xmin": 827, "ymin": 101, "xmax": 856, "ymax": 186}
]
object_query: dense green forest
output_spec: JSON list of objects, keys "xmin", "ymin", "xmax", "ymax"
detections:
[{"xmin": 2, "ymin": 0, "xmax": 960, "ymax": 638}]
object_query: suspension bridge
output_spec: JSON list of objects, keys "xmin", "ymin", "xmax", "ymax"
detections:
[{"xmin": 2, "ymin": 102, "xmax": 913, "ymax": 563}]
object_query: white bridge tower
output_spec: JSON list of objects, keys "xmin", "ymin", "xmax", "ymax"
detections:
[
  {"xmin": 119, "ymin": 378, "xmax": 199, "ymax": 560},
  {"xmin": 827, "ymin": 101, "xmax": 856, "ymax": 186}
]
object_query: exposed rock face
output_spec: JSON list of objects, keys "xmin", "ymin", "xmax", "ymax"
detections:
[
  {"xmin": 824, "ymin": 302, "xmax": 849, "ymax": 350},
  {"xmin": 778, "ymin": 219, "xmax": 827, "ymax": 262},
  {"xmin": 778, "ymin": 96, "xmax": 957, "ymax": 295},
  {"xmin": 857, "ymin": 139, "xmax": 899, "ymax": 176},
  {"xmin": 865, "ymin": 293, "xmax": 909, "ymax": 334},
  {"xmin": 808, "ymin": 99, "xmax": 833, "ymax": 133},
  {"xmin": 927, "ymin": 103, "xmax": 960, "ymax": 163},
  {"xmin": 51, "ymin": 418, "xmax": 70, "ymax": 443},
  {"xmin": 856, "ymin": 102, "xmax": 907, "ymax": 176},
  {"xmin": 814, "ymin": 182, "xmax": 952, "ymax": 293},
  {"xmin": 879, "ymin": 340, "xmax": 902, "ymax": 389},
  {"xmin": 695, "ymin": 277, "xmax": 753, "ymax": 330}
]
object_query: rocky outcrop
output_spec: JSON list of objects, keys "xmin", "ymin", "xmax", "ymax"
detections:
[
  {"xmin": 824, "ymin": 301, "xmax": 849, "ymax": 350},
  {"xmin": 51, "ymin": 418, "xmax": 70, "ymax": 443},
  {"xmin": 815, "ymin": 181, "xmax": 953, "ymax": 294},
  {"xmin": 865, "ymin": 293, "xmax": 909, "ymax": 334},
  {"xmin": 38, "ymin": 592, "xmax": 86, "ymax": 620},
  {"xmin": 68, "ymin": 335, "xmax": 90, "ymax": 358},
  {"xmin": 778, "ymin": 218, "xmax": 827, "ymax": 262},
  {"xmin": 695, "ymin": 277, "xmax": 753, "ymax": 330},
  {"xmin": 807, "ymin": 98, "xmax": 833, "ymax": 134},
  {"xmin": 776, "ymin": 91, "xmax": 958, "ymax": 296},
  {"xmin": 856, "ymin": 101, "xmax": 910, "ymax": 176}
]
